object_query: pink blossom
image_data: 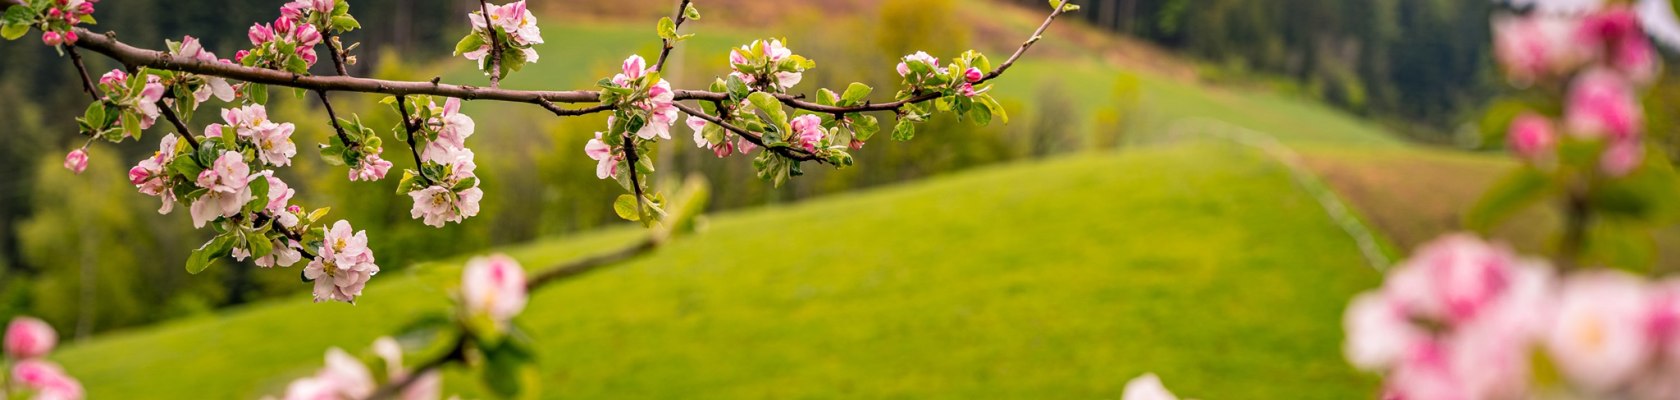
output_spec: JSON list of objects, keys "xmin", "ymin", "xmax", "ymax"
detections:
[
  {"xmin": 400, "ymin": 370, "xmax": 442, "ymax": 400},
  {"xmin": 791, "ymin": 114, "xmax": 825, "ymax": 152},
  {"xmin": 1601, "ymin": 139, "xmax": 1644, "ymax": 177},
  {"xmin": 189, "ymin": 151, "xmax": 254, "ymax": 228},
  {"xmin": 304, "ymin": 220, "xmax": 379, "ymax": 303},
  {"xmin": 1384, "ymin": 340, "xmax": 1467, "ymax": 400},
  {"xmin": 712, "ymin": 140, "xmax": 735, "ymax": 158},
  {"xmin": 349, "ymin": 152, "xmax": 393, "ymax": 181},
  {"xmin": 1507, "ymin": 113, "xmax": 1557, "ymax": 161},
  {"xmin": 97, "ymin": 69, "xmax": 127, "ymax": 91},
  {"xmin": 729, "ymin": 48, "xmax": 748, "ymax": 66},
  {"xmin": 63, "ymin": 149, "xmax": 88, "ymax": 174},
  {"xmin": 1383, "ymin": 234, "xmax": 1520, "ymax": 325},
  {"xmin": 897, "ymin": 51, "xmax": 939, "ymax": 78},
  {"xmin": 11, "ymin": 360, "xmax": 83, "ymax": 400},
  {"xmin": 1546, "ymin": 270, "xmax": 1652, "ymax": 392},
  {"xmin": 1577, "ymin": 7, "xmax": 1660, "ymax": 84},
  {"xmin": 41, "ymin": 31, "xmax": 62, "ymax": 46},
  {"xmin": 173, "ymin": 36, "xmax": 235, "ymax": 103},
  {"xmin": 293, "ymin": 23, "xmax": 322, "ymax": 48},
  {"xmin": 134, "ymin": 75, "xmax": 166, "ymax": 129},
  {"xmin": 422, "ymin": 97, "xmax": 476, "ymax": 162},
  {"xmin": 1343, "ymin": 292, "xmax": 1425, "ymax": 371},
  {"xmin": 635, "ymin": 81, "xmax": 679, "ymax": 140},
  {"xmin": 63, "ymin": 30, "xmax": 77, "ymax": 45},
  {"xmin": 687, "ymin": 115, "xmax": 710, "ymax": 149},
  {"xmin": 1120, "ymin": 373, "xmax": 1177, "ymax": 400},
  {"xmin": 737, "ymin": 137, "xmax": 759, "ymax": 154},
  {"xmin": 409, "ymin": 185, "xmax": 483, "ymax": 227},
  {"xmin": 1566, "ymin": 69, "xmax": 1642, "ymax": 140},
  {"xmin": 132, "ymin": 134, "xmax": 180, "ymax": 214},
  {"xmin": 5, "ymin": 317, "xmax": 56, "ymax": 360},
  {"xmin": 254, "ymin": 122, "xmax": 299, "ymax": 167},
  {"xmin": 461, "ymin": 254, "xmax": 527, "ymax": 327},
  {"xmin": 618, "ymin": 54, "xmax": 647, "ymax": 83},
  {"xmin": 1493, "ymin": 14, "xmax": 1583, "ymax": 85},
  {"xmin": 958, "ymin": 83, "xmax": 978, "ymax": 97},
  {"xmin": 964, "ymin": 67, "xmax": 984, "ymax": 83},
  {"xmin": 585, "ymin": 132, "xmax": 620, "ymax": 179}
]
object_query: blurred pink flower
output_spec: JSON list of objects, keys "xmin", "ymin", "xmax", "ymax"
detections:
[
  {"xmin": 12, "ymin": 359, "xmax": 83, "ymax": 400},
  {"xmin": 1121, "ymin": 373, "xmax": 1177, "ymax": 400},
  {"xmin": 62, "ymin": 149, "xmax": 88, "ymax": 175},
  {"xmin": 1493, "ymin": 14, "xmax": 1583, "ymax": 85},
  {"xmin": 1566, "ymin": 69, "xmax": 1642, "ymax": 140},
  {"xmin": 1507, "ymin": 113, "xmax": 1557, "ymax": 161},
  {"xmin": 462, "ymin": 254, "xmax": 528, "ymax": 327},
  {"xmin": 1344, "ymin": 292, "xmax": 1425, "ymax": 370},
  {"xmin": 5, "ymin": 317, "xmax": 56, "ymax": 359},
  {"xmin": 1600, "ymin": 139, "xmax": 1644, "ymax": 177},
  {"xmin": 1546, "ymin": 270, "xmax": 1652, "ymax": 392},
  {"xmin": 1382, "ymin": 234, "xmax": 1520, "ymax": 325}
]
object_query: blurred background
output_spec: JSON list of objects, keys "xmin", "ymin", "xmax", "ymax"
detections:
[{"xmin": 0, "ymin": 0, "xmax": 1677, "ymax": 398}]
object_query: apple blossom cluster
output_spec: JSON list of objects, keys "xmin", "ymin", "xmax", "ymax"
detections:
[
  {"xmin": 302, "ymin": 220, "xmax": 380, "ymax": 303},
  {"xmin": 1342, "ymin": 233, "xmax": 1680, "ymax": 399},
  {"xmin": 388, "ymin": 96, "xmax": 485, "ymax": 227},
  {"xmin": 3, "ymin": 317, "xmax": 83, "ymax": 400},
  {"xmin": 0, "ymin": 0, "xmax": 98, "ymax": 46},
  {"xmin": 241, "ymin": 12, "xmax": 324, "ymax": 74},
  {"xmin": 727, "ymin": 39, "xmax": 809, "ymax": 93},
  {"xmin": 1494, "ymin": 5, "xmax": 1661, "ymax": 178},
  {"xmin": 270, "ymin": 338, "xmax": 440, "ymax": 400},
  {"xmin": 455, "ymin": 0, "xmax": 543, "ymax": 77},
  {"xmin": 318, "ymin": 114, "xmax": 395, "ymax": 182}
]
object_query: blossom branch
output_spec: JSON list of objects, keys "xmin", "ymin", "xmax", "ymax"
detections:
[
  {"xmin": 672, "ymin": 101, "xmax": 823, "ymax": 163},
  {"xmin": 394, "ymin": 95, "xmax": 430, "ymax": 184},
  {"xmin": 323, "ymin": 31, "xmax": 350, "ymax": 76},
  {"xmin": 155, "ymin": 97, "xmax": 202, "ymax": 149},
  {"xmin": 651, "ymin": 0, "xmax": 692, "ymax": 74},
  {"xmin": 51, "ymin": 0, "xmax": 1069, "ymax": 119}
]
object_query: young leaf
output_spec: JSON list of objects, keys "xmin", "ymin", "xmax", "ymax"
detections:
[
  {"xmin": 892, "ymin": 118, "xmax": 916, "ymax": 141},
  {"xmin": 657, "ymin": 17, "xmax": 678, "ymax": 41},
  {"xmin": 683, "ymin": 3, "xmax": 701, "ymax": 20},
  {"xmin": 613, "ymin": 194, "xmax": 641, "ymax": 221},
  {"xmin": 1464, "ymin": 168, "xmax": 1552, "ymax": 232},
  {"xmin": 853, "ymin": 115, "xmax": 880, "ymax": 141},
  {"xmin": 747, "ymin": 92, "xmax": 787, "ymax": 125},
  {"xmin": 453, "ymin": 33, "xmax": 485, "ymax": 56},
  {"xmin": 841, "ymin": 83, "xmax": 873, "ymax": 105}
]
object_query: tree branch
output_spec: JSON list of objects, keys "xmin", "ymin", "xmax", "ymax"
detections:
[
  {"xmin": 394, "ymin": 95, "xmax": 430, "ymax": 184},
  {"xmin": 652, "ymin": 0, "xmax": 693, "ymax": 74},
  {"xmin": 323, "ymin": 32, "xmax": 351, "ymax": 77},
  {"xmin": 673, "ymin": 101, "xmax": 823, "ymax": 163},
  {"xmin": 477, "ymin": 0, "xmax": 503, "ymax": 88}
]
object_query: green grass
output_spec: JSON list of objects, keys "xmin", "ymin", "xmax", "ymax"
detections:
[{"xmin": 52, "ymin": 144, "xmax": 1382, "ymax": 399}]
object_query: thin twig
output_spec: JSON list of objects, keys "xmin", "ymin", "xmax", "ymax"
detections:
[
  {"xmin": 395, "ymin": 95, "xmax": 431, "ymax": 184},
  {"xmin": 323, "ymin": 32, "xmax": 350, "ymax": 77},
  {"xmin": 314, "ymin": 90, "xmax": 356, "ymax": 149},
  {"xmin": 156, "ymin": 99, "xmax": 202, "ymax": 149},
  {"xmin": 652, "ymin": 0, "xmax": 693, "ymax": 74},
  {"xmin": 65, "ymin": 45, "xmax": 100, "ymax": 101},
  {"xmin": 622, "ymin": 132, "xmax": 647, "ymax": 216},
  {"xmin": 477, "ymin": 0, "xmax": 503, "ymax": 88}
]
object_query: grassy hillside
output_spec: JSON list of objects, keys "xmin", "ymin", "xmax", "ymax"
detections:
[{"xmin": 52, "ymin": 144, "xmax": 1382, "ymax": 399}]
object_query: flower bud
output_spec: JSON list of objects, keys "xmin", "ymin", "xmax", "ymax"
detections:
[
  {"xmin": 249, "ymin": 24, "xmax": 274, "ymax": 45},
  {"xmin": 1507, "ymin": 113, "xmax": 1556, "ymax": 161},
  {"xmin": 63, "ymin": 30, "xmax": 77, "ymax": 44},
  {"xmin": 964, "ymin": 67, "xmax": 983, "ymax": 83},
  {"xmin": 1601, "ymin": 140, "xmax": 1644, "ymax": 177},
  {"xmin": 63, "ymin": 149, "xmax": 88, "ymax": 174},
  {"xmin": 5, "ymin": 317, "xmax": 57, "ymax": 359},
  {"xmin": 47, "ymin": 8, "xmax": 61, "ymax": 18},
  {"xmin": 128, "ymin": 165, "xmax": 151, "ymax": 185},
  {"xmin": 958, "ymin": 83, "xmax": 978, "ymax": 97},
  {"xmin": 97, "ymin": 69, "xmax": 127, "ymax": 89},
  {"xmin": 41, "ymin": 31, "xmax": 62, "ymax": 46}
]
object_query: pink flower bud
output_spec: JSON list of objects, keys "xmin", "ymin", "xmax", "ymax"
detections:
[
  {"xmin": 128, "ymin": 165, "xmax": 150, "ymax": 185},
  {"xmin": 1507, "ymin": 113, "xmax": 1556, "ymax": 161},
  {"xmin": 41, "ymin": 31, "xmax": 62, "ymax": 46},
  {"xmin": 47, "ymin": 8, "xmax": 61, "ymax": 18},
  {"xmin": 850, "ymin": 140, "xmax": 864, "ymax": 150},
  {"xmin": 958, "ymin": 83, "xmax": 977, "ymax": 97},
  {"xmin": 234, "ymin": 49, "xmax": 250, "ymax": 63},
  {"xmin": 76, "ymin": 2, "xmax": 92, "ymax": 15},
  {"xmin": 712, "ymin": 140, "xmax": 734, "ymax": 158},
  {"xmin": 97, "ymin": 68, "xmax": 127, "ymax": 89},
  {"xmin": 274, "ymin": 16, "xmax": 295, "ymax": 35},
  {"xmin": 5, "ymin": 317, "xmax": 57, "ymax": 359},
  {"xmin": 249, "ymin": 23, "xmax": 274, "ymax": 45},
  {"xmin": 63, "ymin": 149, "xmax": 88, "ymax": 174},
  {"xmin": 964, "ymin": 67, "xmax": 983, "ymax": 83},
  {"xmin": 1566, "ymin": 69, "xmax": 1642, "ymax": 141},
  {"xmin": 63, "ymin": 30, "xmax": 77, "ymax": 44},
  {"xmin": 896, "ymin": 62, "xmax": 910, "ymax": 77},
  {"xmin": 294, "ymin": 24, "xmax": 322, "ymax": 48}
]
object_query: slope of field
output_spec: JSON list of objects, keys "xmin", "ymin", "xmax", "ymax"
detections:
[{"xmin": 52, "ymin": 143, "xmax": 1382, "ymax": 399}]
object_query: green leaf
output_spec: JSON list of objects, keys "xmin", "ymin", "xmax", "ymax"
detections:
[
  {"xmin": 307, "ymin": 207, "xmax": 331, "ymax": 223},
  {"xmin": 1464, "ymin": 168, "xmax": 1553, "ymax": 232},
  {"xmin": 186, "ymin": 234, "xmax": 236, "ymax": 274},
  {"xmin": 966, "ymin": 102, "xmax": 992, "ymax": 126},
  {"xmin": 0, "ymin": 23, "xmax": 27, "ymax": 41},
  {"xmin": 246, "ymin": 231, "xmax": 275, "ymax": 259},
  {"xmin": 683, "ymin": 3, "xmax": 701, "ymax": 20},
  {"xmin": 747, "ymin": 92, "xmax": 786, "ymax": 126},
  {"xmin": 613, "ymin": 194, "xmax": 641, "ymax": 221},
  {"xmin": 1582, "ymin": 221, "xmax": 1656, "ymax": 272},
  {"xmin": 1588, "ymin": 151, "xmax": 1680, "ymax": 224},
  {"xmin": 725, "ymin": 74, "xmax": 750, "ymax": 100},
  {"xmin": 978, "ymin": 94, "xmax": 1009, "ymax": 124},
  {"xmin": 853, "ymin": 115, "xmax": 879, "ymax": 141},
  {"xmin": 121, "ymin": 111, "xmax": 141, "ymax": 138},
  {"xmin": 840, "ymin": 83, "xmax": 873, "ymax": 106},
  {"xmin": 330, "ymin": 15, "xmax": 360, "ymax": 32},
  {"xmin": 453, "ymin": 33, "xmax": 485, "ymax": 56},
  {"xmin": 656, "ymin": 17, "xmax": 678, "ymax": 41},
  {"xmin": 480, "ymin": 333, "xmax": 540, "ymax": 400},
  {"xmin": 815, "ymin": 88, "xmax": 837, "ymax": 107},
  {"xmin": 892, "ymin": 118, "xmax": 916, "ymax": 141},
  {"xmin": 82, "ymin": 102, "xmax": 106, "ymax": 130}
]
